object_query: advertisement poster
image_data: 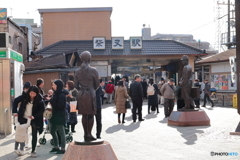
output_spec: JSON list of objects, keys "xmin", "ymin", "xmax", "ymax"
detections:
[
  {"xmin": 0, "ymin": 8, "xmax": 7, "ymax": 24},
  {"xmin": 210, "ymin": 74, "xmax": 236, "ymax": 90}
]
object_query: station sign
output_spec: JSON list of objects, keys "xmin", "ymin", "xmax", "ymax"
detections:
[
  {"xmin": 112, "ymin": 37, "xmax": 124, "ymax": 49},
  {"xmin": 93, "ymin": 37, "xmax": 105, "ymax": 50},
  {"xmin": 130, "ymin": 37, "xmax": 142, "ymax": 49}
]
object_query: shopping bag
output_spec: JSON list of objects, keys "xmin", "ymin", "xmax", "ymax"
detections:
[
  {"xmin": 104, "ymin": 93, "xmax": 108, "ymax": 98},
  {"xmin": 70, "ymin": 101, "xmax": 78, "ymax": 112}
]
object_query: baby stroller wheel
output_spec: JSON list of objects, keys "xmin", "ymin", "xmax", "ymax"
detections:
[
  {"xmin": 69, "ymin": 136, "xmax": 73, "ymax": 142},
  {"xmin": 39, "ymin": 138, "xmax": 46, "ymax": 145},
  {"xmin": 66, "ymin": 137, "xmax": 70, "ymax": 143},
  {"xmin": 50, "ymin": 139, "xmax": 54, "ymax": 145}
]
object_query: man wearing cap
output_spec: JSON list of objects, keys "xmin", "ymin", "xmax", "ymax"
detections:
[
  {"xmin": 179, "ymin": 55, "xmax": 195, "ymax": 109},
  {"xmin": 202, "ymin": 79, "xmax": 214, "ymax": 107},
  {"xmin": 161, "ymin": 78, "xmax": 176, "ymax": 118}
]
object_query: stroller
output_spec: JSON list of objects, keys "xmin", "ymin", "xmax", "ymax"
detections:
[{"xmin": 39, "ymin": 103, "xmax": 73, "ymax": 145}]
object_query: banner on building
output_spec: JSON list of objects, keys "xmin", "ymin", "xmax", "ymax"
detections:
[
  {"xmin": 229, "ymin": 56, "xmax": 236, "ymax": 83},
  {"xmin": 0, "ymin": 8, "xmax": 7, "ymax": 24},
  {"xmin": 130, "ymin": 37, "xmax": 142, "ymax": 49},
  {"xmin": 112, "ymin": 37, "xmax": 124, "ymax": 49},
  {"xmin": 93, "ymin": 37, "xmax": 105, "ymax": 49}
]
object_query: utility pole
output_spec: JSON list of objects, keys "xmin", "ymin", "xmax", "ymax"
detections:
[
  {"xmin": 236, "ymin": 0, "xmax": 240, "ymax": 115},
  {"xmin": 217, "ymin": 1, "xmax": 234, "ymax": 49},
  {"xmin": 227, "ymin": 0, "xmax": 231, "ymax": 49}
]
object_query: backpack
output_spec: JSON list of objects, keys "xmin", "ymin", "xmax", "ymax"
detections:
[{"xmin": 147, "ymin": 84, "xmax": 155, "ymax": 96}]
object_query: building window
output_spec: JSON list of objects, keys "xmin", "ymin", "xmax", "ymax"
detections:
[
  {"xmin": 18, "ymin": 42, "xmax": 22, "ymax": 53},
  {"xmin": 9, "ymin": 36, "xmax": 11, "ymax": 44}
]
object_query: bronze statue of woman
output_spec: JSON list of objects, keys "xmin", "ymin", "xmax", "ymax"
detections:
[{"xmin": 74, "ymin": 51, "xmax": 99, "ymax": 141}]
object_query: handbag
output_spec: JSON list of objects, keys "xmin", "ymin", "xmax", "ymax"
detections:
[
  {"xmin": 70, "ymin": 101, "xmax": 78, "ymax": 112},
  {"xmin": 104, "ymin": 93, "xmax": 108, "ymax": 98},
  {"xmin": 125, "ymin": 99, "xmax": 131, "ymax": 109}
]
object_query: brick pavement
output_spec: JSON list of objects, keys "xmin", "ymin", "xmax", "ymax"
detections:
[{"xmin": 0, "ymin": 101, "xmax": 240, "ymax": 160}]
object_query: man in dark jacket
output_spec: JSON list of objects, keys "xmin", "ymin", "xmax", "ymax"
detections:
[
  {"xmin": 95, "ymin": 79, "xmax": 104, "ymax": 139},
  {"xmin": 130, "ymin": 74, "xmax": 144, "ymax": 122},
  {"xmin": 100, "ymin": 80, "xmax": 105, "ymax": 105},
  {"xmin": 202, "ymin": 79, "xmax": 214, "ymax": 107},
  {"xmin": 141, "ymin": 79, "xmax": 148, "ymax": 100},
  {"xmin": 194, "ymin": 79, "xmax": 201, "ymax": 108}
]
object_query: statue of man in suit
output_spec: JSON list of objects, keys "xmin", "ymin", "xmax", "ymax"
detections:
[{"xmin": 179, "ymin": 55, "xmax": 195, "ymax": 109}]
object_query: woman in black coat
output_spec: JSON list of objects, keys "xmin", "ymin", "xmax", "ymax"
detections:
[
  {"xmin": 12, "ymin": 85, "xmax": 45, "ymax": 158},
  {"xmin": 147, "ymin": 78, "xmax": 159, "ymax": 114},
  {"xmin": 49, "ymin": 79, "xmax": 68, "ymax": 154}
]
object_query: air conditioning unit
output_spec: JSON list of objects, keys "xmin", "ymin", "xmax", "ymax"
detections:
[{"xmin": 0, "ymin": 32, "xmax": 9, "ymax": 48}]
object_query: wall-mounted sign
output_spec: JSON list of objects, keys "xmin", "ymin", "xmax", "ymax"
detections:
[
  {"xmin": 93, "ymin": 37, "xmax": 105, "ymax": 49},
  {"xmin": 0, "ymin": 50, "xmax": 6, "ymax": 58},
  {"xmin": 130, "ymin": 37, "xmax": 142, "ymax": 49},
  {"xmin": 91, "ymin": 65, "xmax": 108, "ymax": 77},
  {"xmin": 91, "ymin": 61, "xmax": 108, "ymax": 65},
  {"xmin": 112, "ymin": 37, "xmax": 124, "ymax": 49},
  {"xmin": 10, "ymin": 50, "xmax": 23, "ymax": 62},
  {"xmin": 229, "ymin": 56, "xmax": 236, "ymax": 83},
  {"xmin": 0, "ymin": 8, "xmax": 7, "ymax": 24}
]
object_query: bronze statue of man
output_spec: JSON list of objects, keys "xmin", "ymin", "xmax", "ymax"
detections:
[
  {"xmin": 179, "ymin": 55, "xmax": 195, "ymax": 109},
  {"xmin": 74, "ymin": 51, "xmax": 99, "ymax": 141}
]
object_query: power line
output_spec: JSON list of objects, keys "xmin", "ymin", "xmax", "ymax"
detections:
[
  {"xmin": 184, "ymin": 14, "xmax": 228, "ymax": 34},
  {"xmin": 184, "ymin": 20, "xmax": 215, "ymax": 34}
]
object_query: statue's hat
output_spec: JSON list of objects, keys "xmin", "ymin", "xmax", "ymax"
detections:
[{"xmin": 181, "ymin": 55, "xmax": 189, "ymax": 60}]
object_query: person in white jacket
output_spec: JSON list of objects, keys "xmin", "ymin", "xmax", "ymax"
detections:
[{"xmin": 14, "ymin": 116, "xmax": 31, "ymax": 156}]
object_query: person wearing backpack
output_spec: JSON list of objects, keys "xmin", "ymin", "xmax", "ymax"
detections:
[
  {"xmin": 147, "ymin": 78, "xmax": 159, "ymax": 114},
  {"xmin": 160, "ymin": 78, "xmax": 176, "ymax": 118}
]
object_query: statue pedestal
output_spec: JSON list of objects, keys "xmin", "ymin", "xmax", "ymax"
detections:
[
  {"xmin": 230, "ymin": 122, "xmax": 240, "ymax": 135},
  {"xmin": 62, "ymin": 141, "xmax": 118, "ymax": 160},
  {"xmin": 168, "ymin": 111, "xmax": 210, "ymax": 126}
]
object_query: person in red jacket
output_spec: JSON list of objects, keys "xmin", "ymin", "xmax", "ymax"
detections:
[{"xmin": 106, "ymin": 80, "xmax": 115, "ymax": 104}]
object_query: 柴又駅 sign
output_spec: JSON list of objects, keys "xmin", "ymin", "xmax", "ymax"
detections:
[
  {"xmin": 93, "ymin": 37, "xmax": 105, "ymax": 50},
  {"xmin": 112, "ymin": 37, "xmax": 124, "ymax": 49},
  {"xmin": 130, "ymin": 37, "xmax": 142, "ymax": 49}
]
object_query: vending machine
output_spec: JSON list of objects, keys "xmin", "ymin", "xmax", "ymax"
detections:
[{"xmin": 0, "ymin": 33, "xmax": 24, "ymax": 135}]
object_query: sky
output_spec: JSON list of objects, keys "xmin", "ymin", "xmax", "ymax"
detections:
[{"xmin": 1, "ymin": 0, "xmax": 232, "ymax": 50}]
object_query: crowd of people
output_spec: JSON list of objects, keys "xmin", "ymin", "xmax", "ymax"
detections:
[
  {"xmin": 12, "ymin": 78, "xmax": 104, "ymax": 157},
  {"xmin": 11, "ymin": 74, "xmax": 214, "ymax": 157}
]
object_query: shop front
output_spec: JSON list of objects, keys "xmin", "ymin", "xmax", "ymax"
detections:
[
  {"xmin": 0, "ymin": 48, "xmax": 24, "ymax": 134},
  {"xmin": 195, "ymin": 49, "xmax": 236, "ymax": 107}
]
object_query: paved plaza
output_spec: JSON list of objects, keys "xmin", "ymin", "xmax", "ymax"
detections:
[{"xmin": 0, "ymin": 101, "xmax": 240, "ymax": 160}]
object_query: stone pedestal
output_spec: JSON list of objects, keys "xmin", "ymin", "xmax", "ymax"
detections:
[
  {"xmin": 230, "ymin": 122, "xmax": 240, "ymax": 135},
  {"xmin": 168, "ymin": 111, "xmax": 210, "ymax": 126},
  {"xmin": 62, "ymin": 141, "xmax": 118, "ymax": 160}
]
